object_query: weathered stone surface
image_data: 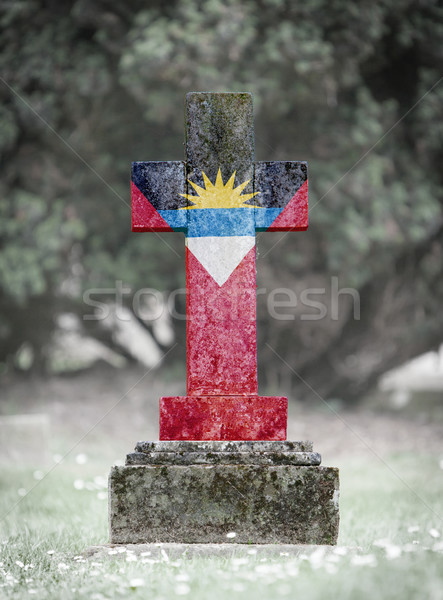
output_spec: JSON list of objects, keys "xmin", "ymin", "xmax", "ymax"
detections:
[
  {"xmin": 132, "ymin": 161, "xmax": 186, "ymax": 211},
  {"xmin": 254, "ymin": 161, "xmax": 308, "ymax": 232},
  {"xmin": 185, "ymin": 92, "xmax": 254, "ymax": 192},
  {"xmin": 135, "ymin": 440, "xmax": 314, "ymax": 453},
  {"xmin": 126, "ymin": 451, "xmax": 321, "ymax": 466},
  {"xmin": 160, "ymin": 396, "xmax": 287, "ymax": 440},
  {"xmin": 254, "ymin": 161, "xmax": 307, "ymax": 208},
  {"xmin": 109, "ymin": 464, "xmax": 339, "ymax": 545},
  {"xmin": 87, "ymin": 543, "xmax": 353, "ymax": 560},
  {"xmin": 185, "ymin": 248, "xmax": 258, "ymax": 396},
  {"xmin": 130, "ymin": 440, "xmax": 319, "ymax": 465}
]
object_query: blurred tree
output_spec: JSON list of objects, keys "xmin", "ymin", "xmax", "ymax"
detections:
[{"xmin": 0, "ymin": 0, "xmax": 442, "ymax": 401}]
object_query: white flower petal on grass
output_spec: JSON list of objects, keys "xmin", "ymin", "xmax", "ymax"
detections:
[
  {"xmin": 53, "ymin": 454, "xmax": 63, "ymax": 464},
  {"xmin": 429, "ymin": 529, "xmax": 440, "ymax": 539},
  {"xmin": 15, "ymin": 561, "xmax": 24, "ymax": 568},
  {"xmin": 129, "ymin": 578, "xmax": 145, "ymax": 588},
  {"xmin": 175, "ymin": 583, "xmax": 191, "ymax": 595},
  {"xmin": 117, "ymin": 547, "xmax": 127, "ymax": 553},
  {"xmin": 226, "ymin": 532, "xmax": 236, "ymax": 539},
  {"xmin": 28, "ymin": 589, "xmax": 37, "ymax": 595},
  {"xmin": 73, "ymin": 480, "xmax": 84, "ymax": 491},
  {"xmin": 57, "ymin": 562, "xmax": 70, "ymax": 571},
  {"xmin": 73, "ymin": 555, "xmax": 83, "ymax": 560},
  {"xmin": 247, "ymin": 549, "xmax": 257, "ymax": 555},
  {"xmin": 351, "ymin": 554, "xmax": 377, "ymax": 567},
  {"xmin": 108, "ymin": 549, "xmax": 118, "ymax": 555},
  {"xmin": 333, "ymin": 546, "xmax": 348, "ymax": 556},
  {"xmin": 75, "ymin": 453, "xmax": 88, "ymax": 465},
  {"xmin": 47, "ymin": 550, "xmax": 55, "ymax": 556},
  {"xmin": 407, "ymin": 525, "xmax": 419, "ymax": 533},
  {"xmin": 140, "ymin": 551, "xmax": 151, "ymax": 557},
  {"xmin": 33, "ymin": 471, "xmax": 44, "ymax": 481},
  {"xmin": 161, "ymin": 549, "xmax": 169, "ymax": 562},
  {"xmin": 17, "ymin": 489, "xmax": 26, "ymax": 497},
  {"xmin": 126, "ymin": 554, "xmax": 137, "ymax": 562},
  {"xmin": 432, "ymin": 541, "xmax": 443, "ymax": 552},
  {"xmin": 97, "ymin": 491, "xmax": 107, "ymax": 501},
  {"xmin": 308, "ymin": 547, "xmax": 326, "ymax": 568},
  {"xmin": 175, "ymin": 573, "xmax": 190, "ymax": 582},
  {"xmin": 141, "ymin": 558, "xmax": 159, "ymax": 564},
  {"xmin": 385, "ymin": 545, "xmax": 402, "ymax": 560}
]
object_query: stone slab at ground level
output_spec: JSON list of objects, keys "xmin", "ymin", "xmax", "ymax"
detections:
[
  {"xmin": 109, "ymin": 458, "xmax": 339, "ymax": 545},
  {"xmin": 87, "ymin": 543, "xmax": 356, "ymax": 560}
]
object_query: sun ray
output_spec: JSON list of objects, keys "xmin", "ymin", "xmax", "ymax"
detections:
[
  {"xmin": 225, "ymin": 171, "xmax": 236, "ymax": 190},
  {"xmin": 202, "ymin": 171, "xmax": 214, "ymax": 190},
  {"xmin": 179, "ymin": 169, "xmax": 260, "ymax": 209},
  {"xmin": 215, "ymin": 168, "xmax": 224, "ymax": 189}
]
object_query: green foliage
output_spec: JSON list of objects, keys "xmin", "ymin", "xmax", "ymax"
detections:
[
  {"xmin": 0, "ymin": 192, "xmax": 85, "ymax": 303},
  {"xmin": 0, "ymin": 0, "xmax": 442, "ymax": 391}
]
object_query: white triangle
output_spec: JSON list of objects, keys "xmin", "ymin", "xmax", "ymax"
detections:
[{"xmin": 186, "ymin": 236, "xmax": 255, "ymax": 286}]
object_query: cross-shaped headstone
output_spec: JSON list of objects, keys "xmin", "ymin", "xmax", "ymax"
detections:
[{"xmin": 131, "ymin": 93, "xmax": 308, "ymax": 440}]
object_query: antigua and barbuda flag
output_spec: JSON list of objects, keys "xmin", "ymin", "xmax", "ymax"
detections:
[{"xmin": 131, "ymin": 162, "xmax": 308, "ymax": 287}]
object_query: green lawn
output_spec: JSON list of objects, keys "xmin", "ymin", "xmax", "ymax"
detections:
[{"xmin": 0, "ymin": 453, "xmax": 442, "ymax": 599}]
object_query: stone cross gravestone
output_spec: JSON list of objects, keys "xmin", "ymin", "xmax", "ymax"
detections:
[{"xmin": 109, "ymin": 93, "xmax": 339, "ymax": 544}]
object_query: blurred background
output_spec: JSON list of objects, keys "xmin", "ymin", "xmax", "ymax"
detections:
[{"xmin": 1, "ymin": 0, "xmax": 443, "ymax": 444}]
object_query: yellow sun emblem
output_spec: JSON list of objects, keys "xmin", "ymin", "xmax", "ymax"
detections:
[{"xmin": 180, "ymin": 168, "xmax": 259, "ymax": 209}]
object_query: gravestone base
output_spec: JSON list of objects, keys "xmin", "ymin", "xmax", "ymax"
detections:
[
  {"xmin": 109, "ymin": 441, "xmax": 339, "ymax": 545},
  {"xmin": 160, "ymin": 396, "xmax": 288, "ymax": 441}
]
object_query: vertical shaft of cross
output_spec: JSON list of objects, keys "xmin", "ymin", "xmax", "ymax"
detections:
[{"xmin": 184, "ymin": 93, "xmax": 258, "ymax": 396}]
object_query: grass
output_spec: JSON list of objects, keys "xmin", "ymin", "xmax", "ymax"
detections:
[{"xmin": 0, "ymin": 452, "xmax": 442, "ymax": 599}]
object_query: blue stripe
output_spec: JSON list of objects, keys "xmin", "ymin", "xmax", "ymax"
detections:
[
  {"xmin": 255, "ymin": 207, "xmax": 284, "ymax": 231},
  {"xmin": 158, "ymin": 210, "xmax": 187, "ymax": 232},
  {"xmin": 158, "ymin": 206, "xmax": 284, "ymax": 236},
  {"xmin": 186, "ymin": 208, "xmax": 255, "ymax": 237}
]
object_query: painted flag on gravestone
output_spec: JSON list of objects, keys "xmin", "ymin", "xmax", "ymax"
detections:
[{"xmin": 131, "ymin": 164, "xmax": 308, "ymax": 288}]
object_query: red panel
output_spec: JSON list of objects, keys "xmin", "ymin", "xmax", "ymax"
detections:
[
  {"xmin": 160, "ymin": 396, "xmax": 287, "ymax": 440},
  {"xmin": 131, "ymin": 181, "xmax": 173, "ymax": 232},
  {"xmin": 268, "ymin": 180, "xmax": 309, "ymax": 231},
  {"xmin": 186, "ymin": 246, "xmax": 257, "ymax": 396}
]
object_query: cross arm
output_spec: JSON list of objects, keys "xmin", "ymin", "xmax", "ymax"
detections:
[
  {"xmin": 254, "ymin": 161, "xmax": 308, "ymax": 232},
  {"xmin": 131, "ymin": 161, "xmax": 187, "ymax": 233}
]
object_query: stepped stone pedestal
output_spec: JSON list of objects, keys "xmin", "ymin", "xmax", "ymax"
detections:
[{"xmin": 109, "ymin": 441, "xmax": 339, "ymax": 545}]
